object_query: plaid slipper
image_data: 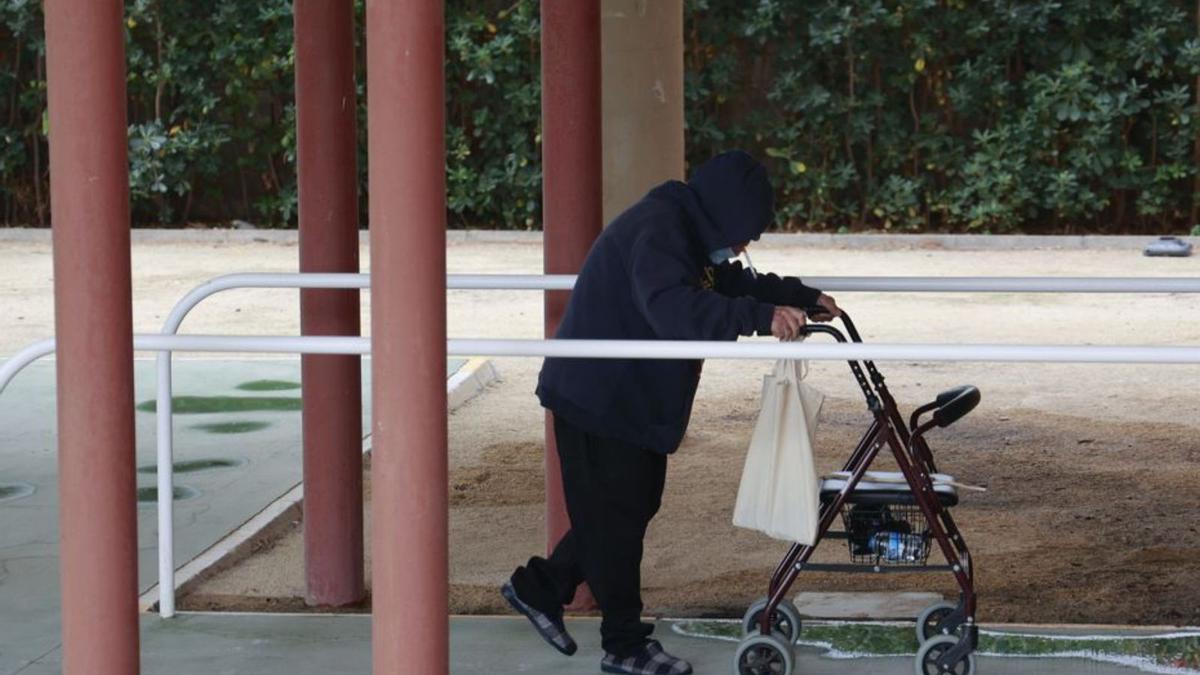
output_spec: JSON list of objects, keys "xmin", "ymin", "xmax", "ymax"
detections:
[
  {"xmin": 601, "ymin": 640, "xmax": 693, "ymax": 675},
  {"xmin": 500, "ymin": 581, "xmax": 577, "ymax": 656}
]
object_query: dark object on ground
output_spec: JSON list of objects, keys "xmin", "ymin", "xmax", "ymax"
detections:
[{"xmin": 1143, "ymin": 236, "xmax": 1193, "ymax": 257}]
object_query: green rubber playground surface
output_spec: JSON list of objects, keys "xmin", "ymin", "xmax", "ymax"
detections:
[{"xmin": 0, "ymin": 356, "xmax": 465, "ymax": 675}]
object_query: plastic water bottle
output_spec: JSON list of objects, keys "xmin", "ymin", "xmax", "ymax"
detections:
[{"xmin": 871, "ymin": 531, "xmax": 924, "ymax": 562}]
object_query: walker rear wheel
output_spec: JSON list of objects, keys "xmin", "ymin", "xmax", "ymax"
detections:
[
  {"xmin": 740, "ymin": 597, "xmax": 802, "ymax": 642},
  {"xmin": 734, "ymin": 631, "xmax": 795, "ymax": 675},
  {"xmin": 916, "ymin": 601, "xmax": 961, "ymax": 643}
]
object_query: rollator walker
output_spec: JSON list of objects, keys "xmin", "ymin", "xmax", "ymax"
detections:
[{"xmin": 734, "ymin": 312, "xmax": 982, "ymax": 675}]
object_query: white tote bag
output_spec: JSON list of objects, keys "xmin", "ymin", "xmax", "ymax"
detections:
[{"xmin": 732, "ymin": 358, "xmax": 824, "ymax": 544}]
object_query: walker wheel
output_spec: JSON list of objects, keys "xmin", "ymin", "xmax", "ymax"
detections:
[
  {"xmin": 734, "ymin": 631, "xmax": 795, "ymax": 675},
  {"xmin": 914, "ymin": 634, "xmax": 976, "ymax": 675},
  {"xmin": 740, "ymin": 597, "xmax": 802, "ymax": 642},
  {"xmin": 916, "ymin": 601, "xmax": 961, "ymax": 643}
]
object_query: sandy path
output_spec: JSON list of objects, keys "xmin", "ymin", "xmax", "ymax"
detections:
[{"xmin": 4, "ymin": 234, "xmax": 1198, "ymax": 425}]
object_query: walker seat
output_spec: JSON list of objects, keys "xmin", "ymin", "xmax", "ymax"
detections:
[{"xmin": 820, "ymin": 470, "xmax": 960, "ymax": 507}]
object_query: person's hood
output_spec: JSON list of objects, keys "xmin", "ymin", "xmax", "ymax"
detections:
[{"xmin": 649, "ymin": 151, "xmax": 775, "ymax": 253}]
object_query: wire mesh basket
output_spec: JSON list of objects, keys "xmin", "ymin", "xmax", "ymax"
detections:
[{"xmin": 840, "ymin": 502, "xmax": 933, "ymax": 566}]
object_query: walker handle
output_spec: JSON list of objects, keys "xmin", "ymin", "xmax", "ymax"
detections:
[
  {"xmin": 802, "ymin": 305, "xmax": 836, "ymax": 323},
  {"xmin": 803, "ymin": 307, "xmax": 864, "ymax": 343}
]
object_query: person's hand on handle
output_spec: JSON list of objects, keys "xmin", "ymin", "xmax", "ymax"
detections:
[
  {"xmin": 771, "ymin": 306, "xmax": 808, "ymax": 341},
  {"xmin": 808, "ymin": 293, "xmax": 842, "ymax": 321}
]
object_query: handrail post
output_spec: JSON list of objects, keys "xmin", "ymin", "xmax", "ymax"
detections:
[{"xmin": 155, "ymin": 350, "xmax": 175, "ymax": 618}]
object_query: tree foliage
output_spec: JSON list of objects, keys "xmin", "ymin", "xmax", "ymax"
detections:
[
  {"xmin": 2, "ymin": 0, "xmax": 1200, "ymax": 232},
  {"xmin": 687, "ymin": 0, "xmax": 1200, "ymax": 233},
  {"xmin": 446, "ymin": 0, "xmax": 542, "ymax": 228}
]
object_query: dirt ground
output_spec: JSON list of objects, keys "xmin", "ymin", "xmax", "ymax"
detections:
[
  {"xmin": 3, "ymin": 232, "xmax": 1198, "ymax": 624},
  {"xmin": 182, "ymin": 358, "xmax": 1200, "ymax": 625}
]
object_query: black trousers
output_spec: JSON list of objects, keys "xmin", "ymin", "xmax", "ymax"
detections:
[{"xmin": 510, "ymin": 415, "xmax": 668, "ymax": 657}]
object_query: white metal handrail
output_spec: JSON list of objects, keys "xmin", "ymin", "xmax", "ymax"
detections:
[
  {"xmin": 0, "ymin": 338, "xmax": 56, "ymax": 395},
  {"xmin": 13, "ymin": 333, "xmax": 1200, "ymax": 365},
  {"xmin": 9, "ymin": 332, "xmax": 1200, "ymax": 402},
  {"xmin": 1, "ymin": 269, "xmax": 1196, "ymax": 618},
  {"xmin": 449, "ymin": 338, "xmax": 1200, "ymax": 364},
  {"xmin": 167, "ymin": 271, "xmax": 1200, "ymax": 299}
]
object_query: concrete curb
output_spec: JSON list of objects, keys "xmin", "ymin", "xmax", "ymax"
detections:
[
  {"xmin": 0, "ymin": 228, "xmax": 534, "ymax": 245},
  {"xmin": 792, "ymin": 591, "xmax": 945, "ymax": 621},
  {"xmin": 138, "ymin": 358, "xmax": 500, "ymax": 613},
  {"xmin": 1, "ymin": 227, "xmax": 1188, "ymax": 251},
  {"xmin": 139, "ymin": 482, "xmax": 305, "ymax": 612},
  {"xmin": 447, "ymin": 358, "xmax": 500, "ymax": 411}
]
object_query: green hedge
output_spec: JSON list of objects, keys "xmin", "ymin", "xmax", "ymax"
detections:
[
  {"xmin": 1, "ymin": 0, "xmax": 299, "ymax": 226},
  {"xmin": 688, "ymin": 0, "xmax": 1200, "ymax": 234},
  {"xmin": 2, "ymin": 0, "xmax": 1200, "ymax": 233}
]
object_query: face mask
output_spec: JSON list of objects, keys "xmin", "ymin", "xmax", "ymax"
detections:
[{"xmin": 709, "ymin": 247, "xmax": 735, "ymax": 264}]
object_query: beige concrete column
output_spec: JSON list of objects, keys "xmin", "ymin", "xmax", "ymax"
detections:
[{"xmin": 601, "ymin": 0, "xmax": 685, "ymax": 222}]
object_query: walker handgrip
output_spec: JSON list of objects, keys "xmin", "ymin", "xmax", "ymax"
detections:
[
  {"xmin": 802, "ymin": 307, "xmax": 863, "ymax": 342},
  {"xmin": 932, "ymin": 386, "xmax": 981, "ymax": 428},
  {"xmin": 803, "ymin": 306, "xmax": 835, "ymax": 322}
]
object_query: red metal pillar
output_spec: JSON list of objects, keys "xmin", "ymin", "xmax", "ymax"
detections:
[
  {"xmin": 295, "ymin": 0, "xmax": 365, "ymax": 608},
  {"xmin": 44, "ymin": 0, "xmax": 140, "ymax": 672},
  {"xmin": 366, "ymin": 0, "xmax": 447, "ymax": 673},
  {"xmin": 541, "ymin": 0, "xmax": 603, "ymax": 608}
]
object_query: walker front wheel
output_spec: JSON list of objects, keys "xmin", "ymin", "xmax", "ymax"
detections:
[
  {"xmin": 914, "ymin": 634, "xmax": 976, "ymax": 675},
  {"xmin": 740, "ymin": 597, "xmax": 803, "ymax": 642},
  {"xmin": 734, "ymin": 631, "xmax": 795, "ymax": 675}
]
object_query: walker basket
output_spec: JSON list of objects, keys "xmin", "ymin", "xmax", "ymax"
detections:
[{"xmin": 840, "ymin": 502, "xmax": 933, "ymax": 566}]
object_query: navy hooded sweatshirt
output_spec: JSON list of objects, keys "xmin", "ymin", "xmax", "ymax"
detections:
[{"xmin": 535, "ymin": 151, "xmax": 824, "ymax": 454}]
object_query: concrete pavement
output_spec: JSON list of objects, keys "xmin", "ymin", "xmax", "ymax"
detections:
[{"xmin": 12, "ymin": 613, "xmax": 1197, "ymax": 674}]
